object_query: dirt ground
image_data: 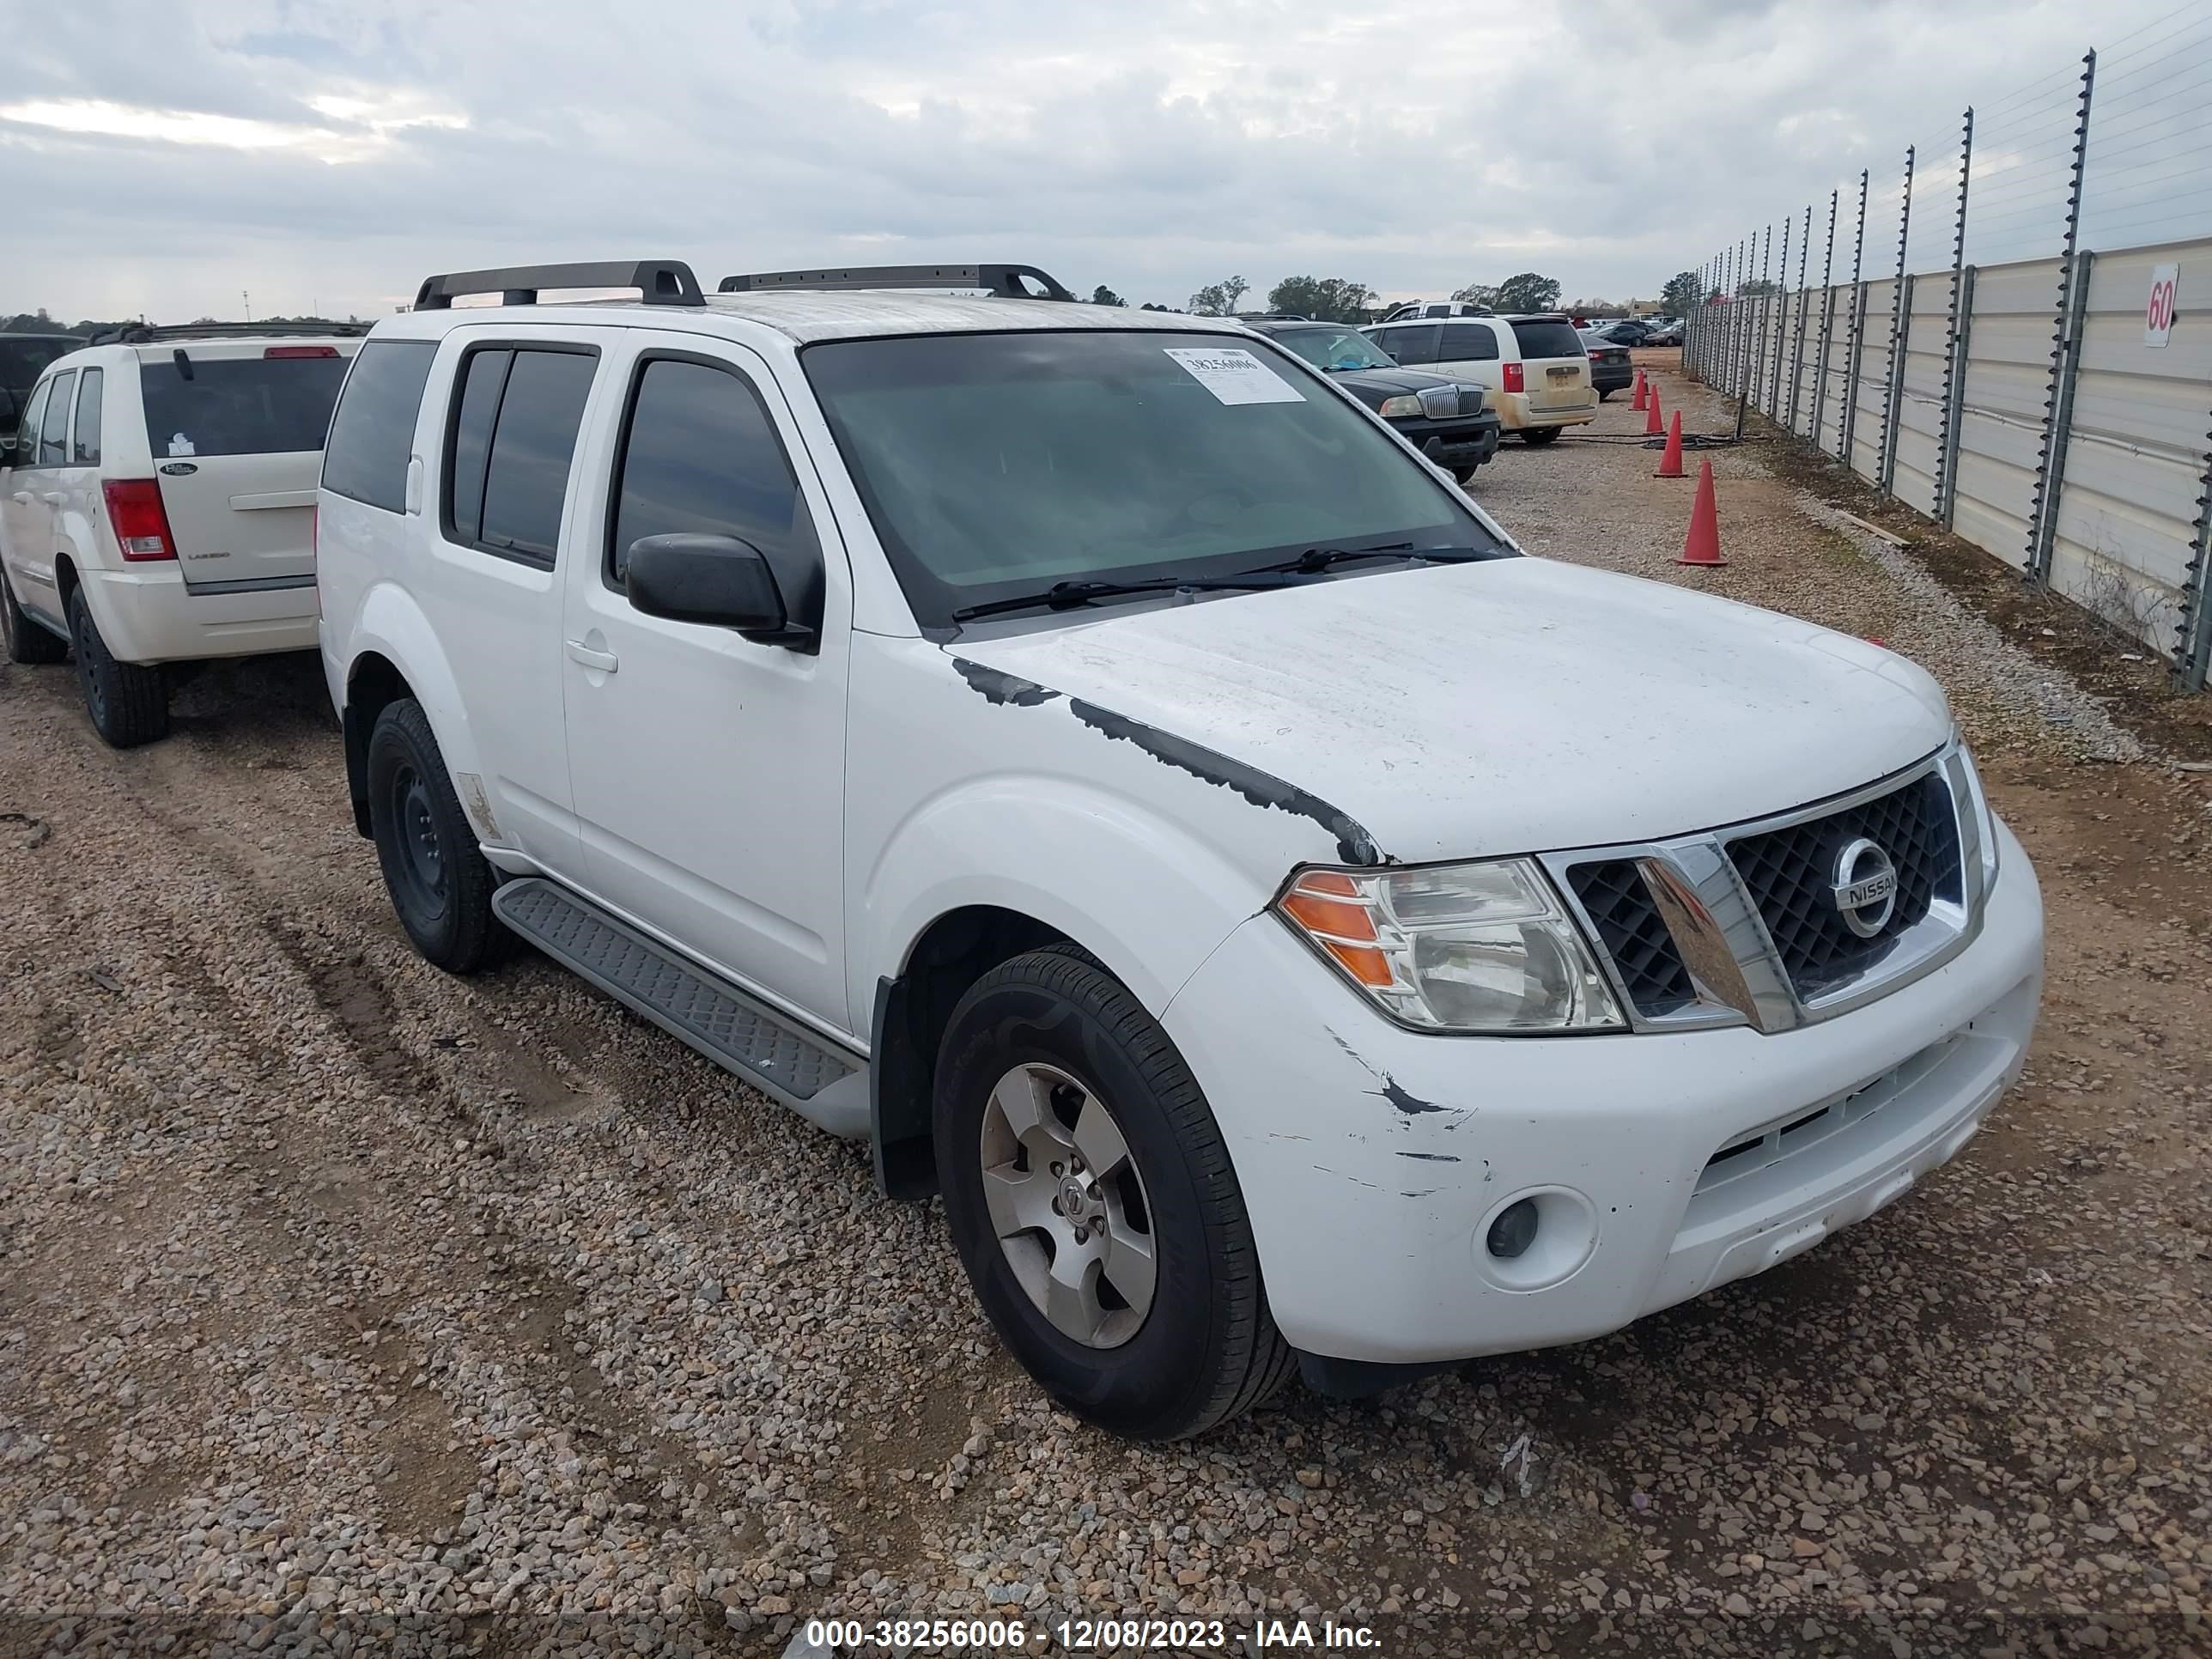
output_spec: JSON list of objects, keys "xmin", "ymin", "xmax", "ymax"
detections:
[{"xmin": 3, "ymin": 359, "xmax": 2209, "ymax": 1658}]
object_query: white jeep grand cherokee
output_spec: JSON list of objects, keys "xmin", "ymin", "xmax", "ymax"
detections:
[{"xmin": 317, "ymin": 259, "xmax": 2044, "ymax": 1441}]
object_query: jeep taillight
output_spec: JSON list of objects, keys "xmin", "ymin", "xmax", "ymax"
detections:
[
  {"xmin": 101, "ymin": 479, "xmax": 177, "ymax": 562},
  {"xmin": 1503, "ymin": 363, "xmax": 1526, "ymax": 393}
]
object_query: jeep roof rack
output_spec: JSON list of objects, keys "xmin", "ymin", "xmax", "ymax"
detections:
[
  {"xmin": 90, "ymin": 320, "xmax": 370, "ymax": 346},
  {"xmin": 715, "ymin": 263, "xmax": 1075, "ymax": 301},
  {"xmin": 412, "ymin": 260, "xmax": 705, "ymax": 311}
]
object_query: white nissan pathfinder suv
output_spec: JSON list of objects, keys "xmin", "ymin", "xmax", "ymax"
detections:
[
  {"xmin": 1, "ymin": 322, "xmax": 363, "ymax": 745},
  {"xmin": 317, "ymin": 260, "xmax": 2044, "ymax": 1441}
]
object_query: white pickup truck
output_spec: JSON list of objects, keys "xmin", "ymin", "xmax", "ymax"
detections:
[{"xmin": 316, "ymin": 259, "xmax": 2045, "ymax": 1441}]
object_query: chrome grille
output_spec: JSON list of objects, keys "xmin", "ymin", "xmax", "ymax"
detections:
[
  {"xmin": 1726, "ymin": 772, "xmax": 1962, "ymax": 999},
  {"xmin": 1565, "ymin": 861, "xmax": 1696, "ymax": 1017},
  {"xmin": 1418, "ymin": 386, "xmax": 1461, "ymax": 419}
]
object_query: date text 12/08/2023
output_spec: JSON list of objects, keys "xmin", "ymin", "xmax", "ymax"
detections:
[{"xmin": 799, "ymin": 1614, "xmax": 1384, "ymax": 1650}]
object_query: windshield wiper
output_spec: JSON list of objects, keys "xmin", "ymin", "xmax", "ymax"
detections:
[
  {"xmin": 950, "ymin": 573, "xmax": 1303, "ymax": 623},
  {"xmin": 1248, "ymin": 543, "xmax": 1506, "ymax": 576}
]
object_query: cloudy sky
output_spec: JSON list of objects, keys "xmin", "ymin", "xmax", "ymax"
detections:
[{"xmin": 0, "ymin": 0, "xmax": 2197, "ymax": 322}]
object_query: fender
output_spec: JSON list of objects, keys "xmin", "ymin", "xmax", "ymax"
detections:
[
  {"xmin": 859, "ymin": 775, "xmax": 1267, "ymax": 1023},
  {"xmin": 344, "ymin": 578, "xmax": 486, "ymax": 816}
]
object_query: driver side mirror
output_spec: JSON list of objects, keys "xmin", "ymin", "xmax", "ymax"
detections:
[{"xmin": 623, "ymin": 532, "xmax": 814, "ymax": 647}]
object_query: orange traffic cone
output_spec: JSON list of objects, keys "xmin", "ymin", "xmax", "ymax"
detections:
[
  {"xmin": 1632, "ymin": 368, "xmax": 1647, "ymax": 410},
  {"xmin": 1655, "ymin": 410, "xmax": 1686, "ymax": 478},
  {"xmin": 1644, "ymin": 382, "xmax": 1664, "ymax": 435},
  {"xmin": 1677, "ymin": 460, "xmax": 1726, "ymax": 566}
]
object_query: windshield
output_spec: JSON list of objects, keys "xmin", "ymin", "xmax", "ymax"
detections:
[
  {"xmin": 804, "ymin": 329, "xmax": 1499, "ymax": 627},
  {"xmin": 1269, "ymin": 328, "xmax": 1397, "ymax": 373},
  {"xmin": 139, "ymin": 353, "xmax": 351, "ymax": 459}
]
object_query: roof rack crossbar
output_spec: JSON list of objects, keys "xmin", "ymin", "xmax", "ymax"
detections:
[
  {"xmin": 715, "ymin": 263, "xmax": 1075, "ymax": 302},
  {"xmin": 412, "ymin": 260, "xmax": 706, "ymax": 311},
  {"xmin": 90, "ymin": 320, "xmax": 370, "ymax": 346}
]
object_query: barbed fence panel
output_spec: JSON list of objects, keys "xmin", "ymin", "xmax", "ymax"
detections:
[{"xmin": 1683, "ymin": 4, "xmax": 2212, "ymax": 689}]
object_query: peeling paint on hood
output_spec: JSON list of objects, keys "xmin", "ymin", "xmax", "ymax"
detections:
[{"xmin": 948, "ymin": 556, "xmax": 1951, "ymax": 861}]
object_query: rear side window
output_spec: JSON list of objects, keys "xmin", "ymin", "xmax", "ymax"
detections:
[
  {"xmin": 1439, "ymin": 324, "xmax": 1499, "ymax": 362},
  {"xmin": 1375, "ymin": 325, "xmax": 1439, "ymax": 366},
  {"xmin": 606, "ymin": 356, "xmax": 810, "ymax": 586},
  {"xmin": 139, "ymin": 353, "xmax": 349, "ymax": 459},
  {"xmin": 1510, "ymin": 319, "xmax": 1586, "ymax": 360},
  {"xmin": 71, "ymin": 368, "xmax": 103, "ymax": 465},
  {"xmin": 39, "ymin": 370, "xmax": 75, "ymax": 466},
  {"xmin": 442, "ymin": 345, "xmax": 598, "ymax": 567},
  {"xmin": 323, "ymin": 340, "xmax": 437, "ymax": 513}
]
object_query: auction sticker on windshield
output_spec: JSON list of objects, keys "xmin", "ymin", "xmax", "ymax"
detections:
[{"xmin": 1163, "ymin": 346, "xmax": 1305, "ymax": 405}]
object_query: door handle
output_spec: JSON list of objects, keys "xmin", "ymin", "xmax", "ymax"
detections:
[
  {"xmin": 9, "ymin": 492, "xmax": 28, "ymax": 505},
  {"xmin": 564, "ymin": 639, "xmax": 619, "ymax": 673},
  {"xmin": 40, "ymin": 492, "xmax": 66, "ymax": 506}
]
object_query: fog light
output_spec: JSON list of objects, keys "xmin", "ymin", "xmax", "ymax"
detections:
[{"xmin": 1486, "ymin": 1198, "xmax": 1540, "ymax": 1260}]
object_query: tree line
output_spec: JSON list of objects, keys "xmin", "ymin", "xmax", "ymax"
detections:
[{"xmin": 1079, "ymin": 270, "xmax": 1702, "ymax": 323}]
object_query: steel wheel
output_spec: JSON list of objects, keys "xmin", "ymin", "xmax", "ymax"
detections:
[{"xmin": 979, "ymin": 1061, "xmax": 1157, "ymax": 1349}]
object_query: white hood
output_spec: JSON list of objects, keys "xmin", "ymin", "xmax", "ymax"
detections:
[{"xmin": 948, "ymin": 556, "xmax": 1951, "ymax": 865}]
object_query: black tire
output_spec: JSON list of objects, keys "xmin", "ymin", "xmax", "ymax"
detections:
[
  {"xmin": 2, "ymin": 565, "xmax": 68, "ymax": 665},
  {"xmin": 68, "ymin": 588, "xmax": 169, "ymax": 746},
  {"xmin": 935, "ymin": 946, "xmax": 1296, "ymax": 1440},
  {"xmin": 1456, "ymin": 467, "xmax": 1485, "ymax": 486},
  {"xmin": 365, "ymin": 697, "xmax": 504, "ymax": 974},
  {"xmin": 1522, "ymin": 427, "xmax": 1563, "ymax": 445},
  {"xmin": 1597, "ymin": 387, "xmax": 1613, "ymax": 402}
]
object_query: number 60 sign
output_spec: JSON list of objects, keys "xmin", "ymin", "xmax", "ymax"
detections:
[{"xmin": 2145, "ymin": 264, "xmax": 2179, "ymax": 349}]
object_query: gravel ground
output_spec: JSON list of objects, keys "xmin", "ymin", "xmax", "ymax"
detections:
[{"xmin": 3, "ymin": 365, "xmax": 2210, "ymax": 1658}]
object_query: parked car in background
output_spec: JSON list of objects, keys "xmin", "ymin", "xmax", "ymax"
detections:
[
  {"xmin": 319, "ymin": 257, "xmax": 2043, "ymax": 1443},
  {"xmin": 1578, "ymin": 331, "xmax": 1634, "ymax": 399},
  {"xmin": 1585, "ymin": 319, "xmax": 1656, "ymax": 347},
  {"xmin": 1, "ymin": 332, "xmax": 76, "ymax": 447},
  {"xmin": 1644, "ymin": 318, "xmax": 1686, "ymax": 346},
  {"xmin": 1376, "ymin": 300, "xmax": 1493, "ymax": 323},
  {"xmin": 1364, "ymin": 313, "xmax": 1597, "ymax": 443},
  {"xmin": 0, "ymin": 321, "xmax": 363, "ymax": 744},
  {"xmin": 1243, "ymin": 319, "xmax": 1501, "ymax": 480}
]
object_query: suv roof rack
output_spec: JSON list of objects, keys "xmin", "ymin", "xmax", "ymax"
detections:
[
  {"xmin": 91, "ymin": 320, "xmax": 370, "ymax": 346},
  {"xmin": 412, "ymin": 260, "xmax": 706, "ymax": 311},
  {"xmin": 715, "ymin": 264, "xmax": 1074, "ymax": 301}
]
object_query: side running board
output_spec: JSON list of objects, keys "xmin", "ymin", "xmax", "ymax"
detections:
[{"xmin": 492, "ymin": 878, "xmax": 869, "ymax": 1139}]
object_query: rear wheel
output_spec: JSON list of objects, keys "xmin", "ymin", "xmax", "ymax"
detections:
[
  {"xmin": 68, "ymin": 589, "xmax": 169, "ymax": 746},
  {"xmin": 1597, "ymin": 387, "xmax": 1613, "ymax": 402},
  {"xmin": 935, "ymin": 946, "xmax": 1295, "ymax": 1440},
  {"xmin": 1522, "ymin": 427, "xmax": 1563, "ymax": 446},
  {"xmin": 366, "ymin": 697, "xmax": 503, "ymax": 973},
  {"xmin": 2, "ymin": 566, "xmax": 68, "ymax": 665}
]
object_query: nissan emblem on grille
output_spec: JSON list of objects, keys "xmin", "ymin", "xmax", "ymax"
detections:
[{"xmin": 1830, "ymin": 837, "xmax": 1899, "ymax": 939}]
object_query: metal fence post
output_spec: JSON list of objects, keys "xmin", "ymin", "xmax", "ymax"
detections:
[
  {"xmin": 1881, "ymin": 272, "xmax": 1915, "ymax": 493},
  {"xmin": 2027, "ymin": 52, "xmax": 2096, "ymax": 585},
  {"xmin": 1934, "ymin": 108, "xmax": 1975, "ymax": 525},
  {"xmin": 1733, "ymin": 236, "xmax": 1751, "ymax": 400},
  {"xmin": 1938, "ymin": 266, "xmax": 1977, "ymax": 526},
  {"xmin": 1788, "ymin": 203, "xmax": 1813, "ymax": 436},
  {"xmin": 2177, "ymin": 428, "xmax": 2212, "ymax": 690},
  {"xmin": 1838, "ymin": 169, "xmax": 1871, "ymax": 465},
  {"xmin": 1875, "ymin": 145, "xmax": 1916, "ymax": 495},
  {"xmin": 1812, "ymin": 190, "xmax": 1839, "ymax": 449},
  {"xmin": 1737, "ymin": 230, "xmax": 1765, "ymax": 442},
  {"xmin": 1769, "ymin": 213, "xmax": 1793, "ymax": 415}
]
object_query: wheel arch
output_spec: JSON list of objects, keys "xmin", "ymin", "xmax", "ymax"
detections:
[{"xmin": 337, "ymin": 585, "xmax": 483, "ymax": 841}]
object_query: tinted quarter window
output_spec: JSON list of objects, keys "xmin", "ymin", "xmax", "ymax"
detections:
[
  {"xmin": 1510, "ymin": 319, "xmax": 1586, "ymax": 360},
  {"xmin": 1377, "ymin": 325, "xmax": 1439, "ymax": 365},
  {"xmin": 609, "ymin": 357, "xmax": 809, "ymax": 585},
  {"xmin": 1439, "ymin": 324, "xmax": 1499, "ymax": 362},
  {"xmin": 71, "ymin": 368, "xmax": 103, "ymax": 465},
  {"xmin": 139, "ymin": 354, "xmax": 349, "ymax": 459},
  {"xmin": 39, "ymin": 370, "xmax": 75, "ymax": 466},
  {"xmin": 473, "ymin": 348, "xmax": 595, "ymax": 565},
  {"xmin": 323, "ymin": 340, "xmax": 437, "ymax": 513},
  {"xmin": 444, "ymin": 348, "xmax": 510, "ymax": 546}
]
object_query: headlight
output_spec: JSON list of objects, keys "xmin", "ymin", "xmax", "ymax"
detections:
[
  {"xmin": 1376, "ymin": 393, "xmax": 1423, "ymax": 417},
  {"xmin": 1954, "ymin": 738, "xmax": 2001, "ymax": 891},
  {"xmin": 1275, "ymin": 860, "xmax": 1626, "ymax": 1034}
]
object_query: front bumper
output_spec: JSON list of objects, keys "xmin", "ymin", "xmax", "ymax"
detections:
[
  {"xmin": 1392, "ymin": 413, "xmax": 1503, "ymax": 472},
  {"xmin": 85, "ymin": 565, "xmax": 318, "ymax": 665},
  {"xmin": 1161, "ymin": 821, "xmax": 2043, "ymax": 1364}
]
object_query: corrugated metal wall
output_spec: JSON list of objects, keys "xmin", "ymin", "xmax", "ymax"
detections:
[{"xmin": 1697, "ymin": 234, "xmax": 2212, "ymax": 674}]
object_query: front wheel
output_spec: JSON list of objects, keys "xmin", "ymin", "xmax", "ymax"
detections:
[
  {"xmin": 366, "ymin": 698, "xmax": 503, "ymax": 973},
  {"xmin": 935, "ymin": 947, "xmax": 1295, "ymax": 1440},
  {"xmin": 1522, "ymin": 427, "xmax": 1563, "ymax": 446},
  {"xmin": 69, "ymin": 589, "xmax": 169, "ymax": 746}
]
